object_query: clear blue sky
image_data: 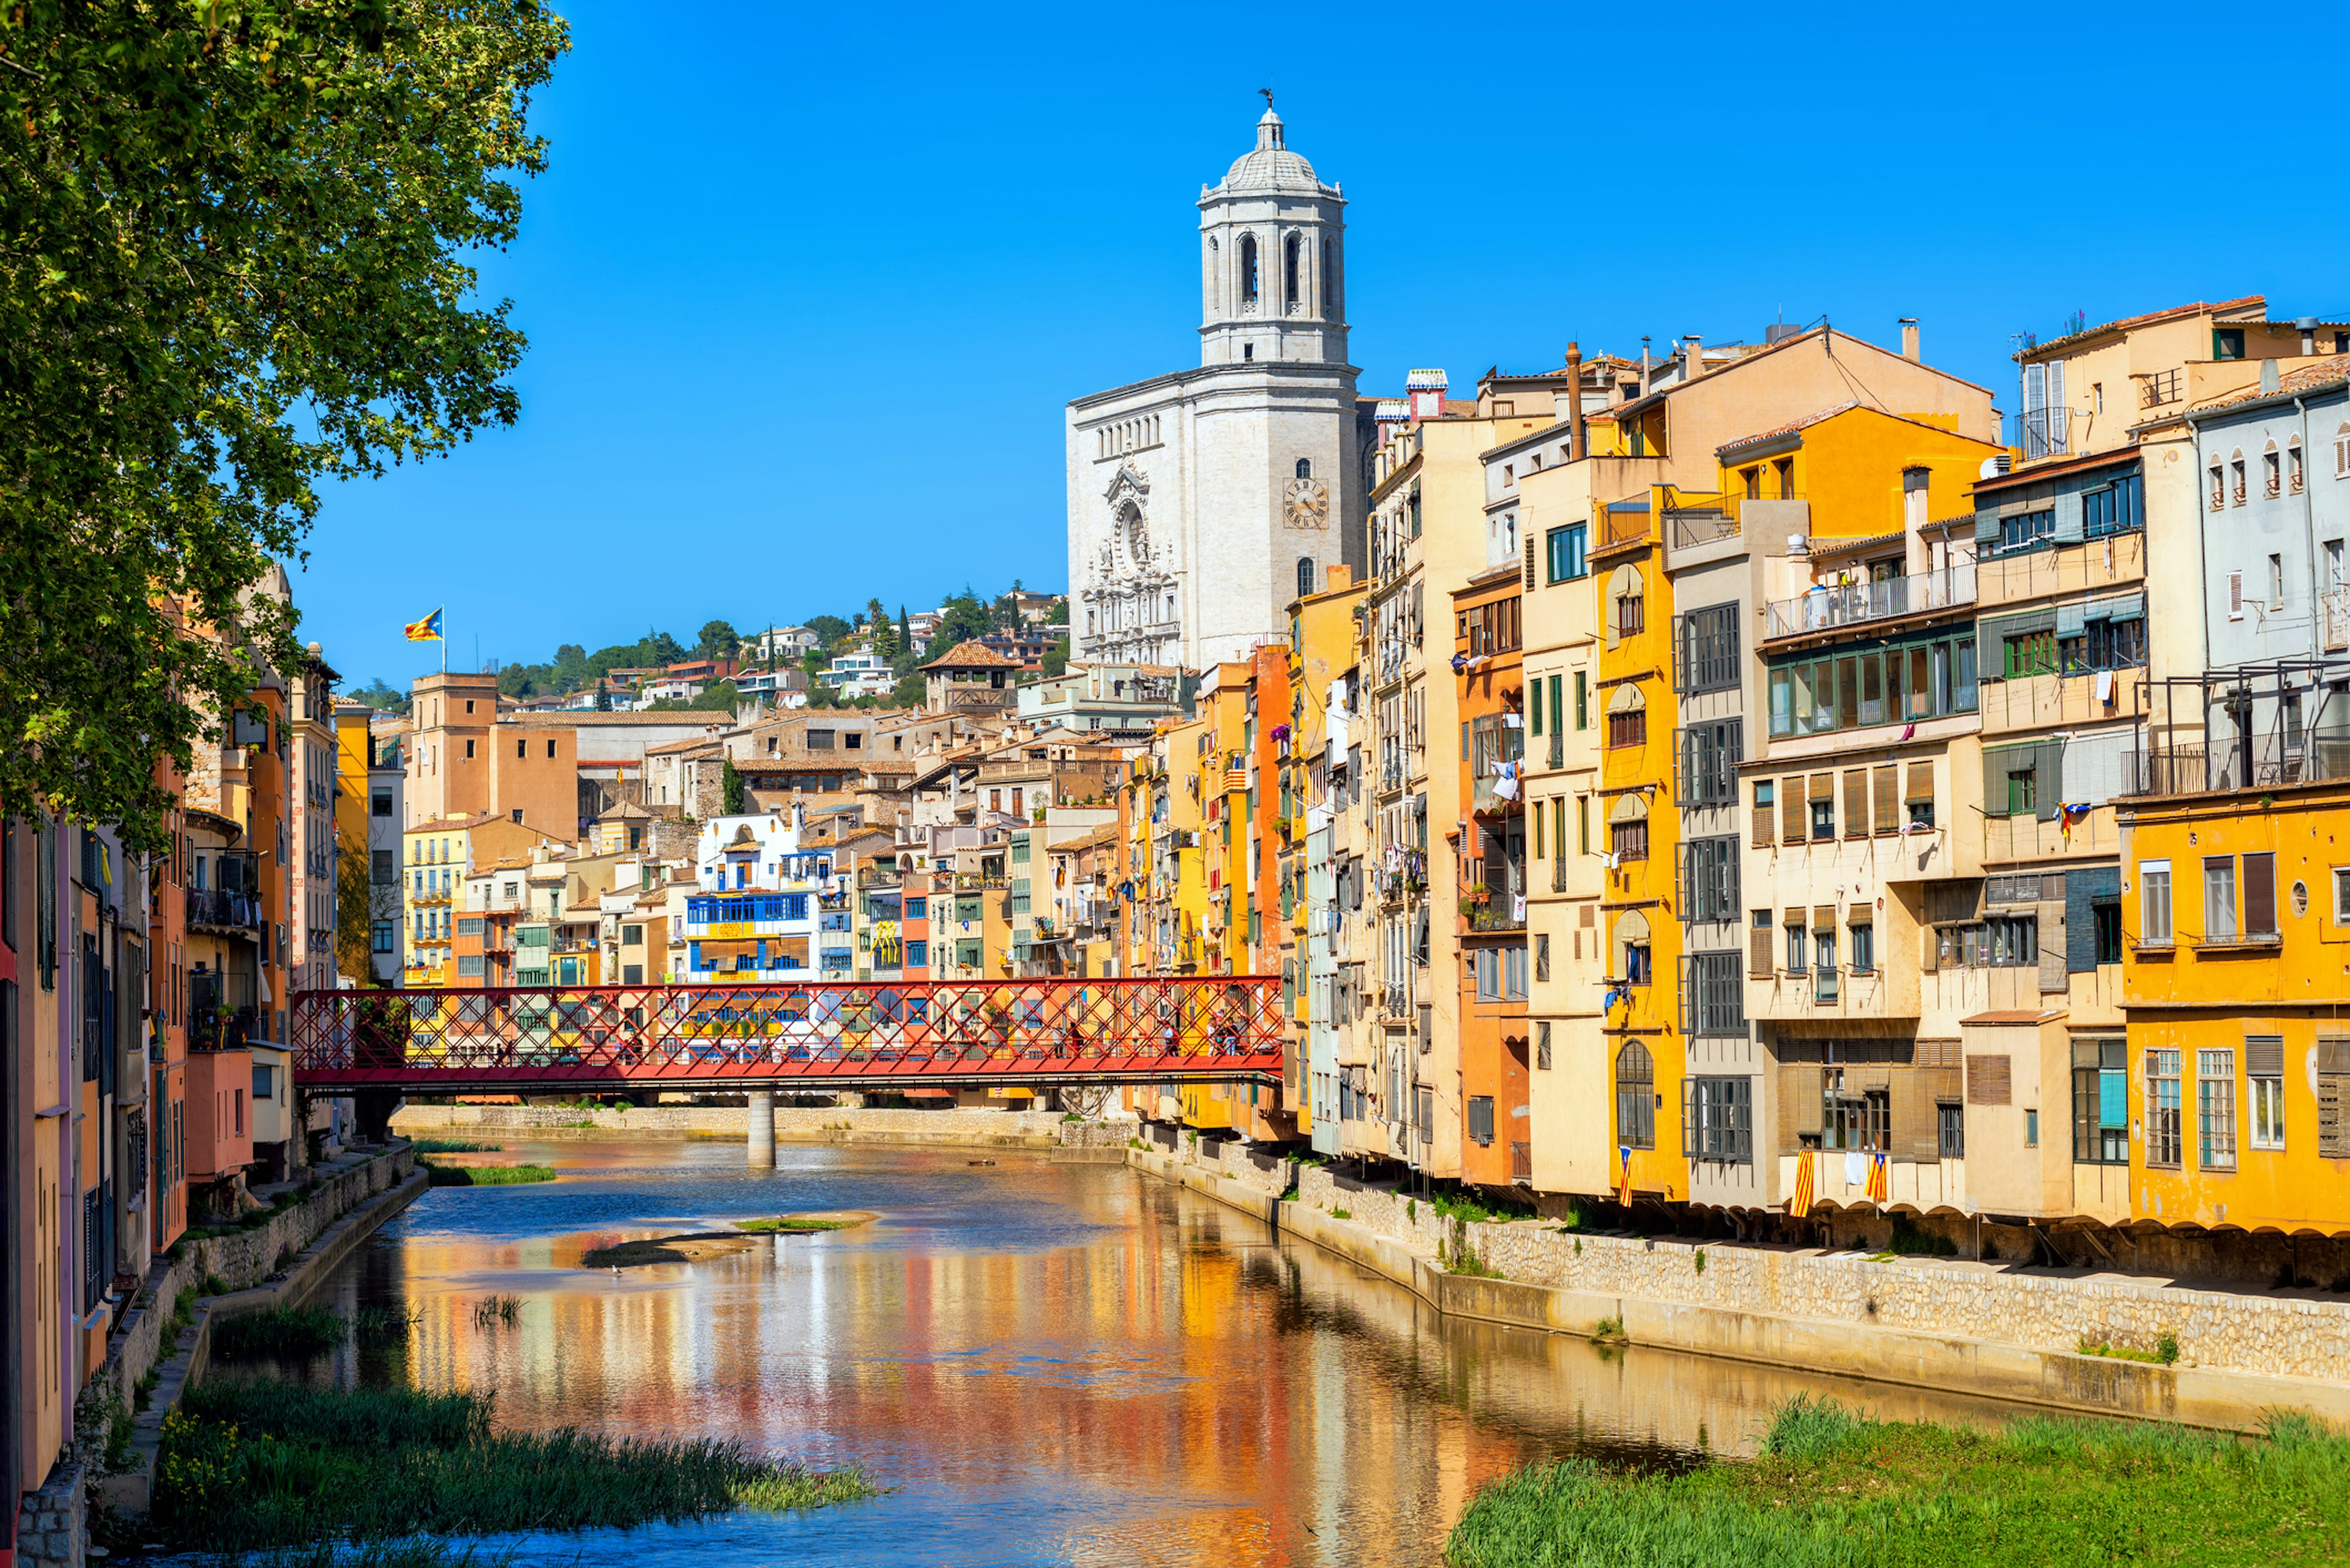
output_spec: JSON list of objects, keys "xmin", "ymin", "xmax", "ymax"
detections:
[{"xmin": 299, "ymin": 1, "xmax": 2350, "ymax": 691}]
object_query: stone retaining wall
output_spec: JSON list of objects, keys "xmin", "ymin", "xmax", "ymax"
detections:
[
  {"xmin": 16, "ymin": 1462, "xmax": 83, "ymax": 1568},
  {"xmin": 393, "ymin": 1103, "xmax": 1081, "ymax": 1143},
  {"xmin": 1291, "ymin": 1164, "xmax": 2350, "ymax": 1384}
]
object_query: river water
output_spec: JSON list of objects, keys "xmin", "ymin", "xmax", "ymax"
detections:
[{"xmin": 272, "ymin": 1141, "xmax": 2026, "ymax": 1566}]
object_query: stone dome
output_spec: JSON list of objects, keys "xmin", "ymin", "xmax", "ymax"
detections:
[{"xmin": 1218, "ymin": 109, "xmax": 1324, "ymax": 194}]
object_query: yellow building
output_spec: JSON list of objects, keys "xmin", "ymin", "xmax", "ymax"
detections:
[
  {"xmin": 2121, "ymin": 747, "xmax": 2350, "ymax": 1234},
  {"xmin": 401, "ymin": 813, "xmax": 556, "ymax": 984},
  {"xmin": 1290, "ymin": 564, "xmax": 1367, "ymax": 1146}
]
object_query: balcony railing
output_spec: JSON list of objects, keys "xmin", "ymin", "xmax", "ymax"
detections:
[
  {"xmin": 1666, "ymin": 502, "xmax": 1739, "ymax": 551},
  {"xmin": 2125, "ymin": 739, "xmax": 2350, "ymax": 797},
  {"xmin": 190, "ymin": 1005, "xmax": 259, "ymax": 1051},
  {"xmin": 1598, "ymin": 509, "xmax": 1652, "ymax": 551},
  {"xmin": 1766, "ymin": 564, "xmax": 1975, "ymax": 641},
  {"xmin": 1464, "ymin": 903, "xmax": 1525, "ymax": 933},
  {"xmin": 953, "ymin": 875, "xmax": 1008, "ymax": 890},
  {"xmin": 186, "ymin": 887, "xmax": 265, "ymax": 934}
]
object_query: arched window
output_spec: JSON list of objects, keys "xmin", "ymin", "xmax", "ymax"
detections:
[
  {"xmin": 2336, "ymin": 422, "xmax": 2350, "ymax": 479},
  {"xmin": 2230, "ymin": 448, "xmax": 2247, "ymax": 506},
  {"xmin": 2288, "ymin": 436, "xmax": 2303, "ymax": 495},
  {"xmin": 1297, "ymin": 557, "xmax": 1316, "ymax": 599},
  {"xmin": 2209, "ymin": 454, "xmax": 2226, "ymax": 511},
  {"xmin": 1284, "ymin": 233, "xmax": 1302, "ymax": 309},
  {"xmin": 1606, "ymin": 564, "xmax": 1646, "ymax": 648},
  {"xmin": 1321, "ymin": 236, "xmax": 1340, "ymax": 319},
  {"xmin": 1207, "ymin": 236, "xmax": 1220, "ymax": 312},
  {"xmin": 1295, "ymin": 458, "xmax": 1312, "ymax": 480},
  {"xmin": 1607, "ymin": 790, "xmax": 1648, "ymax": 858},
  {"xmin": 2264, "ymin": 439, "xmax": 2282, "ymax": 499},
  {"xmin": 1614, "ymin": 1037, "xmax": 1654, "ymax": 1149},
  {"xmin": 1239, "ymin": 234, "xmax": 1259, "ymax": 307}
]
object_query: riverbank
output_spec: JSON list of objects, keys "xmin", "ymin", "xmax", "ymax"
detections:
[
  {"xmin": 1445, "ymin": 1397, "xmax": 2350, "ymax": 1567},
  {"xmin": 1125, "ymin": 1141, "xmax": 2350, "ymax": 1431},
  {"xmin": 391, "ymin": 1102, "xmax": 1118, "ymax": 1151}
]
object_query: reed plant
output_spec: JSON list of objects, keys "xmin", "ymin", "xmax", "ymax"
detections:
[
  {"xmin": 212, "ymin": 1306, "xmax": 348, "ymax": 1357},
  {"xmin": 1446, "ymin": 1397, "xmax": 2350, "ymax": 1567},
  {"xmin": 154, "ymin": 1380, "xmax": 875, "ymax": 1550},
  {"xmin": 423, "ymin": 1164, "xmax": 556, "ymax": 1187}
]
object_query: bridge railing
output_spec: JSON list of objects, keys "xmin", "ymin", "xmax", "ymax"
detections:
[{"xmin": 291, "ymin": 976, "xmax": 1286, "ymax": 1088}]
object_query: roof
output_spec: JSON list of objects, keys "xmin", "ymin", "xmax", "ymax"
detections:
[
  {"xmin": 644, "ymin": 734, "xmax": 724, "ymax": 757},
  {"xmin": 1960, "ymin": 1009, "xmax": 2068, "ymax": 1026},
  {"xmin": 2016, "ymin": 295, "xmax": 2265, "ymax": 364},
  {"xmin": 2188, "ymin": 355, "xmax": 2349, "ymax": 419},
  {"xmin": 1613, "ymin": 325, "xmax": 1995, "ymax": 420},
  {"xmin": 920, "ymin": 640, "xmax": 1023, "ymax": 671},
  {"xmin": 1972, "ymin": 444, "xmax": 2142, "ymax": 495},
  {"xmin": 1717, "ymin": 401, "xmax": 1862, "ymax": 457},
  {"xmin": 1805, "ymin": 529, "xmax": 1908, "ymax": 560}
]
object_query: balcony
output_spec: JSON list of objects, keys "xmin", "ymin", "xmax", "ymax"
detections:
[
  {"xmin": 2006, "ymin": 406, "xmax": 2070, "ymax": 461},
  {"xmin": 1664, "ymin": 495, "xmax": 1739, "ymax": 551},
  {"xmin": 189, "ymin": 1005, "xmax": 259, "ymax": 1051},
  {"xmin": 185, "ymin": 886, "xmax": 265, "ymax": 935},
  {"xmin": 953, "ymin": 875, "xmax": 1008, "ymax": 890},
  {"xmin": 2126, "ymin": 737, "xmax": 2350, "ymax": 798},
  {"xmin": 1597, "ymin": 507, "xmax": 1652, "ymax": 552},
  {"xmin": 1766, "ymin": 564, "xmax": 1975, "ymax": 641},
  {"xmin": 1464, "ymin": 902, "xmax": 1525, "ymax": 934}
]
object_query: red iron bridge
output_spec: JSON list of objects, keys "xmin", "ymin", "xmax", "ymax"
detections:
[{"xmin": 289, "ymin": 977, "xmax": 1286, "ymax": 1096}]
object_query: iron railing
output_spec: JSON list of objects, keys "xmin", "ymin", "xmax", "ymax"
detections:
[
  {"xmin": 289, "ymin": 977, "xmax": 1285, "ymax": 1091},
  {"xmin": 1766, "ymin": 564, "xmax": 1975, "ymax": 640}
]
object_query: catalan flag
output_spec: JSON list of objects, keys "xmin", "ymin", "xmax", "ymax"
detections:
[
  {"xmin": 1792, "ymin": 1149, "xmax": 1816, "ymax": 1218},
  {"xmin": 404, "ymin": 607, "xmax": 445, "ymax": 643},
  {"xmin": 1865, "ymin": 1151, "xmax": 1890, "ymax": 1205}
]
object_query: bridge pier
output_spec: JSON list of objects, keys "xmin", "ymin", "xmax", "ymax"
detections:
[{"xmin": 747, "ymin": 1090, "xmax": 775, "ymax": 1167}]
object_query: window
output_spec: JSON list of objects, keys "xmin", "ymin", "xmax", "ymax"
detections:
[
  {"xmin": 1785, "ymin": 919, "xmax": 1807, "ymax": 974},
  {"xmin": 1679, "ymin": 837, "xmax": 1740, "ymax": 924},
  {"xmin": 2093, "ymin": 901, "xmax": 2122, "ymax": 965},
  {"xmin": 2141, "ymin": 860, "xmax": 2173, "ymax": 944},
  {"xmin": 1813, "ymin": 927, "xmax": 1838, "ymax": 1002},
  {"xmin": 2081, "ymin": 474, "xmax": 2143, "ymax": 537},
  {"xmin": 1821, "ymin": 1070, "xmax": 1887, "ymax": 1150},
  {"xmin": 1674, "ymin": 604, "xmax": 1739, "ymax": 693},
  {"xmin": 2248, "ymin": 1036, "xmax": 2285, "ymax": 1151},
  {"xmin": 1684, "ymin": 952, "xmax": 1744, "ymax": 1037},
  {"xmin": 1616, "ymin": 1042, "xmax": 1655, "ymax": 1149},
  {"xmin": 371, "ymin": 790, "xmax": 393, "ymax": 818},
  {"xmin": 370, "ymin": 921, "xmax": 397, "ymax": 954},
  {"xmin": 1767, "ymin": 635, "xmax": 1977, "ymax": 739},
  {"xmin": 1297, "ymin": 557, "xmax": 1316, "ymax": 599},
  {"xmin": 2146, "ymin": 1048, "xmax": 2184, "ymax": 1167},
  {"xmin": 2242, "ymin": 852, "xmax": 2277, "ymax": 936},
  {"xmin": 2214, "ymin": 327, "xmax": 2245, "ymax": 360},
  {"xmin": 371, "ymin": 850, "xmax": 395, "ymax": 885},
  {"xmin": 1467, "ymin": 1095, "xmax": 1495, "ymax": 1146},
  {"xmin": 955, "ymin": 939, "xmax": 982, "ymax": 968},
  {"xmin": 2006, "ymin": 763, "xmax": 2037, "ymax": 816},
  {"xmin": 1677, "ymin": 719, "xmax": 1742, "ymax": 805},
  {"xmin": 2003, "ymin": 629, "xmax": 2057, "ymax": 678},
  {"xmin": 1752, "ymin": 780, "xmax": 1775, "ymax": 846},
  {"xmin": 1546, "ymin": 524, "xmax": 1589, "ymax": 583},
  {"xmin": 1809, "ymin": 786, "xmax": 1835, "ymax": 840},
  {"xmin": 1938, "ymin": 1103, "xmax": 1965, "ymax": 1159},
  {"xmin": 1239, "ymin": 234, "xmax": 1258, "ymax": 304},
  {"xmin": 2198, "ymin": 1048, "xmax": 2237, "ymax": 1169},
  {"xmin": 1999, "ymin": 507, "xmax": 2055, "ymax": 553},
  {"xmin": 1606, "ymin": 698, "xmax": 1646, "ymax": 750},
  {"xmin": 2231, "ymin": 450, "xmax": 2247, "ymax": 506},
  {"xmin": 906, "ymin": 897, "xmax": 927, "ymax": 920},
  {"xmin": 1986, "ymin": 914, "xmax": 2037, "ymax": 966},
  {"xmin": 2072, "ymin": 1039, "xmax": 2128, "ymax": 1164},
  {"xmin": 1610, "ymin": 813, "xmax": 1647, "ymax": 862},
  {"xmin": 1574, "ymin": 671, "xmax": 1588, "ymax": 730},
  {"xmin": 1684, "ymin": 1076, "xmax": 1751, "ymax": 1163},
  {"xmin": 2204, "ymin": 856, "xmax": 2238, "ymax": 940},
  {"xmin": 1849, "ymin": 920, "xmax": 1874, "ymax": 975}
]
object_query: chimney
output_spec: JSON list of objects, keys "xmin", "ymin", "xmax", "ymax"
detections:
[
  {"xmin": 1565, "ymin": 342, "xmax": 1586, "ymax": 461},
  {"xmin": 2261, "ymin": 359, "xmax": 2281, "ymax": 395},
  {"xmin": 1684, "ymin": 335, "xmax": 1703, "ymax": 379},
  {"xmin": 1639, "ymin": 335, "xmax": 1653, "ymax": 397},
  {"xmin": 2299, "ymin": 316, "xmax": 2320, "ymax": 356},
  {"xmin": 1899, "ymin": 318, "xmax": 1920, "ymax": 362}
]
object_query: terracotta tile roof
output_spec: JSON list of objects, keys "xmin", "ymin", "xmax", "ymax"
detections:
[
  {"xmin": 2189, "ymin": 355, "xmax": 2349, "ymax": 417},
  {"xmin": 920, "ymin": 640, "xmax": 1024, "ymax": 671},
  {"xmin": 2016, "ymin": 294, "xmax": 2266, "ymax": 362},
  {"xmin": 1717, "ymin": 401, "xmax": 1862, "ymax": 457},
  {"xmin": 1961, "ymin": 1008, "xmax": 2067, "ymax": 1026}
]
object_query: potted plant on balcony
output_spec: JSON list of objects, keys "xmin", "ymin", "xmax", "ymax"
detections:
[{"xmin": 1459, "ymin": 883, "xmax": 1491, "ymax": 919}]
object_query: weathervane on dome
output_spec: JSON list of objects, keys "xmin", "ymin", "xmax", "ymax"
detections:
[{"xmin": 1258, "ymin": 87, "xmax": 1274, "ymax": 111}]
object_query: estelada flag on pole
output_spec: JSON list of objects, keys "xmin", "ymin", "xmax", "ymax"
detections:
[{"xmin": 404, "ymin": 607, "xmax": 445, "ymax": 642}]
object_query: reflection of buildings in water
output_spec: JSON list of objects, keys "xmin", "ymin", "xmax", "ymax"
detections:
[{"xmin": 308, "ymin": 1152, "xmax": 2038, "ymax": 1568}]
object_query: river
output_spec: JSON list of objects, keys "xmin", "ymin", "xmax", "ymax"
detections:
[{"xmin": 262, "ymin": 1140, "xmax": 2029, "ymax": 1566}]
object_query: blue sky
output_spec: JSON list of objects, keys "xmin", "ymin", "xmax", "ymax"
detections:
[{"xmin": 299, "ymin": 1, "xmax": 2350, "ymax": 690}]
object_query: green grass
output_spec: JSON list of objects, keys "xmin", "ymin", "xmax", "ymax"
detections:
[
  {"xmin": 2078, "ymin": 1331, "xmax": 2180, "ymax": 1365},
  {"xmin": 406, "ymin": 1139, "xmax": 504, "ymax": 1154},
  {"xmin": 153, "ymin": 1380, "xmax": 876, "ymax": 1550},
  {"xmin": 212, "ymin": 1306, "xmax": 348, "ymax": 1357},
  {"xmin": 354, "ymin": 1305, "xmax": 422, "ymax": 1347},
  {"xmin": 1330, "ymin": 1207, "xmax": 1351, "ymax": 1221},
  {"xmin": 423, "ymin": 1163, "xmax": 556, "ymax": 1187},
  {"xmin": 734, "ymin": 1217, "xmax": 857, "ymax": 1234},
  {"xmin": 1445, "ymin": 1396, "xmax": 2350, "ymax": 1567}
]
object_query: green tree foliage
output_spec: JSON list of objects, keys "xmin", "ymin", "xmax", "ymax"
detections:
[
  {"xmin": 864, "ymin": 597, "xmax": 890, "ymax": 659},
  {"xmin": 594, "ymin": 679, "xmax": 611, "ymax": 712},
  {"xmin": 925, "ymin": 591, "xmax": 992, "ymax": 659},
  {"xmin": 1042, "ymin": 633, "xmax": 1070, "ymax": 679},
  {"xmin": 720, "ymin": 758, "xmax": 744, "ymax": 815},
  {"xmin": 0, "ymin": 0, "xmax": 569, "ymax": 848},
  {"xmin": 1045, "ymin": 597, "xmax": 1069, "ymax": 625},
  {"xmin": 696, "ymin": 620, "xmax": 739, "ymax": 660},
  {"xmin": 890, "ymin": 670, "xmax": 927, "ymax": 709},
  {"xmin": 804, "ymin": 614, "xmax": 851, "ymax": 651},
  {"xmin": 347, "ymin": 678, "xmax": 409, "ymax": 714}
]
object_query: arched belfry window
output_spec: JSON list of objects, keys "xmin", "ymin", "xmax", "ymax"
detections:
[
  {"xmin": 1239, "ymin": 235, "xmax": 1259, "ymax": 306},
  {"xmin": 1295, "ymin": 458, "xmax": 1312, "ymax": 480},
  {"xmin": 1284, "ymin": 233, "xmax": 1302, "ymax": 308},
  {"xmin": 1322, "ymin": 236, "xmax": 1340, "ymax": 318},
  {"xmin": 1206, "ymin": 236, "xmax": 1220, "ymax": 312},
  {"xmin": 1297, "ymin": 557, "xmax": 1316, "ymax": 599}
]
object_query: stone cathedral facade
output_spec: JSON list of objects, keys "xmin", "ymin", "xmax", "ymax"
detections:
[{"xmin": 1065, "ymin": 108, "xmax": 1366, "ymax": 670}]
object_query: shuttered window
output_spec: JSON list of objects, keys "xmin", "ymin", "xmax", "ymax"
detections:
[
  {"xmin": 1843, "ymin": 769, "xmax": 1869, "ymax": 838},
  {"xmin": 1750, "ymin": 914, "xmax": 1776, "ymax": 978},
  {"xmin": 1753, "ymin": 780, "xmax": 1776, "ymax": 847},
  {"xmin": 2244, "ymin": 852, "xmax": 2278, "ymax": 937},
  {"xmin": 1871, "ymin": 766, "xmax": 1898, "ymax": 835},
  {"xmin": 1781, "ymin": 781, "xmax": 1807, "ymax": 843},
  {"xmin": 2320, "ymin": 1037, "xmax": 2350, "ymax": 1157},
  {"xmin": 1966, "ymin": 1053, "xmax": 2012, "ymax": 1105}
]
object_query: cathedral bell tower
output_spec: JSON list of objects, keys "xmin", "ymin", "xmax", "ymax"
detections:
[{"xmin": 1198, "ymin": 106, "xmax": 1348, "ymax": 368}]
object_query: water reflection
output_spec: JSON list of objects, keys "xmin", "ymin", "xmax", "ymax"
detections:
[{"xmin": 270, "ymin": 1143, "xmax": 2027, "ymax": 1567}]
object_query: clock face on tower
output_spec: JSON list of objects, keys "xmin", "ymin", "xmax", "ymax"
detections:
[{"xmin": 1284, "ymin": 476, "xmax": 1329, "ymax": 530}]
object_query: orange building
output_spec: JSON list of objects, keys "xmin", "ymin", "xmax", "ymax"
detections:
[{"xmin": 1452, "ymin": 568, "xmax": 1531, "ymax": 1187}]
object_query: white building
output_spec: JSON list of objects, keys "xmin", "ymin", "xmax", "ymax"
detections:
[
  {"xmin": 1065, "ymin": 104, "xmax": 1365, "ymax": 671},
  {"xmin": 681, "ymin": 808, "xmax": 845, "ymax": 980},
  {"xmin": 821, "ymin": 652, "xmax": 897, "ymax": 701}
]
